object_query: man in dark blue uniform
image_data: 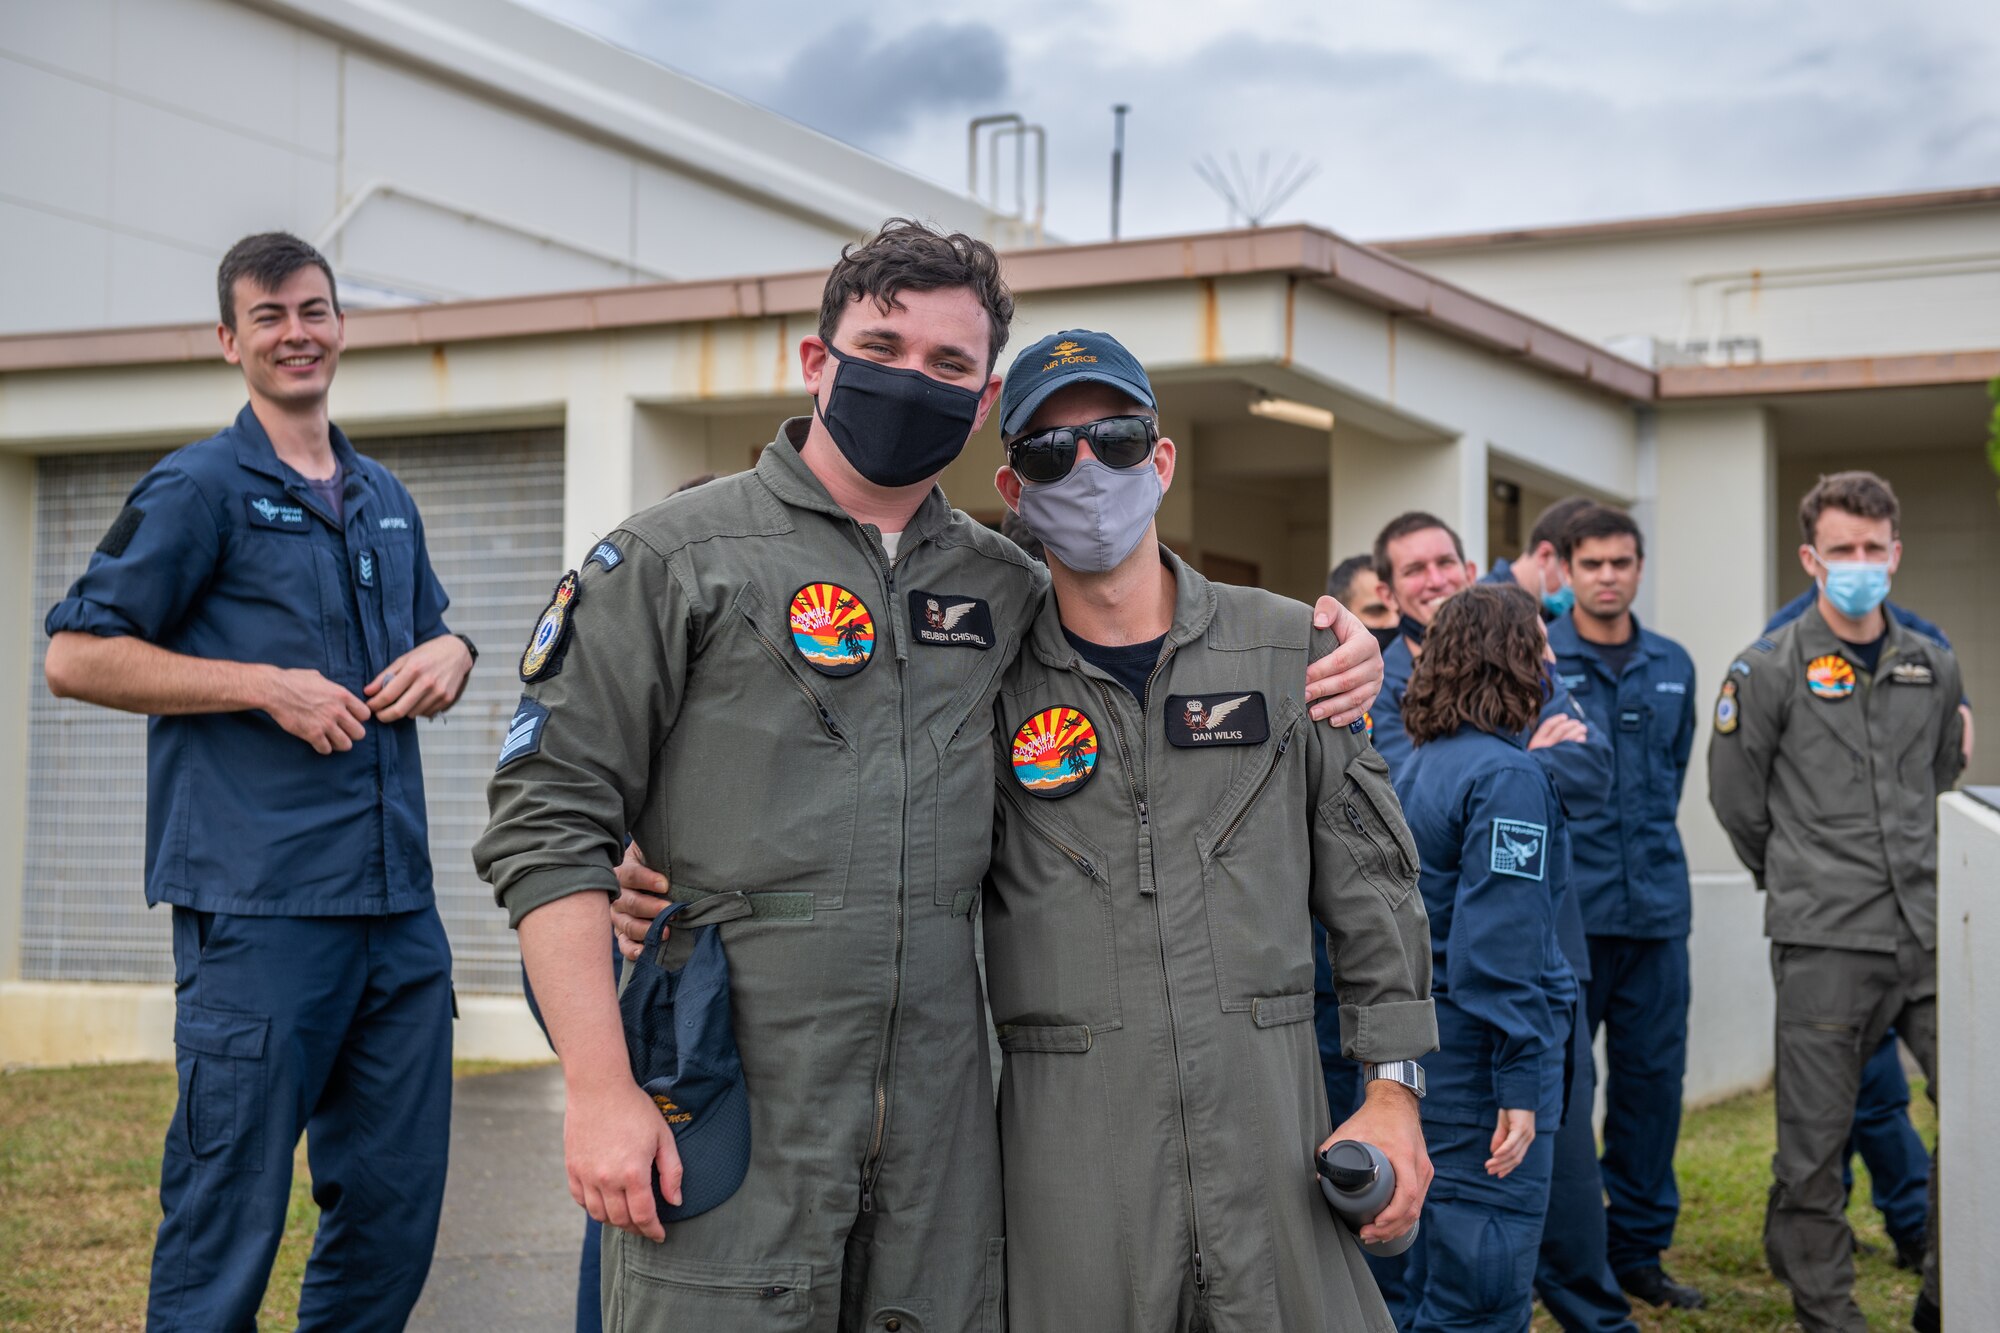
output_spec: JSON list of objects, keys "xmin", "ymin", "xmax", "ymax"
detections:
[
  {"xmin": 1763, "ymin": 587, "xmax": 1966, "ymax": 1271},
  {"xmin": 1351, "ymin": 512, "xmax": 1636, "ymax": 1332},
  {"xmin": 1547, "ymin": 505, "xmax": 1705, "ymax": 1310},
  {"xmin": 43, "ymin": 233, "xmax": 473, "ymax": 1331}
]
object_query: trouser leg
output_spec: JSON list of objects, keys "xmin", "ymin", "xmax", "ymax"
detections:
[
  {"xmin": 1764, "ymin": 943, "xmax": 1891, "ymax": 1333},
  {"xmin": 1592, "ymin": 936, "xmax": 1689, "ymax": 1276},
  {"xmin": 1410, "ymin": 1120, "xmax": 1554, "ymax": 1333},
  {"xmin": 577, "ymin": 1217, "xmax": 604, "ymax": 1333},
  {"xmin": 148, "ymin": 911, "xmax": 361, "ymax": 1332},
  {"xmin": 1533, "ymin": 1011, "xmax": 1636, "ymax": 1333},
  {"xmin": 1888, "ymin": 937, "xmax": 1940, "ymax": 1310},
  {"xmin": 1848, "ymin": 1028, "xmax": 1929, "ymax": 1242},
  {"xmin": 295, "ymin": 908, "xmax": 454, "ymax": 1330}
]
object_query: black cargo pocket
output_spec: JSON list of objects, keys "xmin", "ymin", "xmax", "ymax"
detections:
[
  {"xmin": 1326, "ymin": 751, "xmax": 1419, "ymax": 908},
  {"xmin": 617, "ymin": 1253, "xmax": 812, "ymax": 1330},
  {"xmin": 174, "ymin": 1004, "xmax": 270, "ymax": 1168}
]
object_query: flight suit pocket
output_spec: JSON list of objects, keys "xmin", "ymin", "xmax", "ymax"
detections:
[
  {"xmin": 1326, "ymin": 751, "xmax": 1419, "ymax": 909},
  {"xmin": 1200, "ymin": 712, "xmax": 1312, "ymax": 1012},
  {"xmin": 174, "ymin": 1004, "xmax": 269, "ymax": 1167},
  {"xmin": 616, "ymin": 1252, "xmax": 812, "ymax": 1331},
  {"xmin": 984, "ymin": 788, "xmax": 1121, "ymax": 1033},
  {"xmin": 374, "ymin": 534, "xmax": 419, "ymax": 658},
  {"xmin": 930, "ymin": 640, "xmax": 1012, "ymax": 908}
]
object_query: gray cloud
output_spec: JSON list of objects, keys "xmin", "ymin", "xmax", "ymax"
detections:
[{"xmin": 761, "ymin": 21, "xmax": 1010, "ymax": 144}]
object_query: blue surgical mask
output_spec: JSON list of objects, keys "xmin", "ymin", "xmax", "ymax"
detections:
[
  {"xmin": 1813, "ymin": 550, "xmax": 1891, "ymax": 618},
  {"xmin": 1541, "ymin": 583, "xmax": 1575, "ymax": 618}
]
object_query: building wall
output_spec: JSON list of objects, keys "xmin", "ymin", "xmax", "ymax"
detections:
[
  {"xmin": 0, "ymin": 0, "xmax": 994, "ymax": 334},
  {"xmin": 1392, "ymin": 204, "xmax": 2000, "ymax": 364}
]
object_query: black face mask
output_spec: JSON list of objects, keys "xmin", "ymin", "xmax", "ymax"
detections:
[
  {"xmin": 1397, "ymin": 614, "xmax": 1427, "ymax": 647},
  {"xmin": 814, "ymin": 344, "xmax": 983, "ymax": 488},
  {"xmin": 1369, "ymin": 624, "xmax": 1402, "ymax": 653}
]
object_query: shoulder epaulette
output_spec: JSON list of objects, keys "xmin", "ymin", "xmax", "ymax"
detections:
[{"xmin": 1752, "ymin": 637, "xmax": 1776, "ymax": 653}]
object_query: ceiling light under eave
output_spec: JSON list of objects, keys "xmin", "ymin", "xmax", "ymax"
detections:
[{"xmin": 1248, "ymin": 395, "xmax": 1336, "ymax": 432}]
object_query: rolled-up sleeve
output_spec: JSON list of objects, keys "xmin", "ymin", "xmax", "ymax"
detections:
[{"xmin": 45, "ymin": 466, "xmax": 219, "ymax": 642}]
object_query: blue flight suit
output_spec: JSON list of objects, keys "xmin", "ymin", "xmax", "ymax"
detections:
[
  {"xmin": 1547, "ymin": 613, "xmax": 1697, "ymax": 1281},
  {"xmin": 1766, "ymin": 589, "xmax": 1942, "ymax": 1245},
  {"xmin": 45, "ymin": 405, "xmax": 457, "ymax": 1331},
  {"xmin": 1354, "ymin": 635, "xmax": 1633, "ymax": 1330},
  {"xmin": 1390, "ymin": 726, "xmax": 1579, "ymax": 1332}
]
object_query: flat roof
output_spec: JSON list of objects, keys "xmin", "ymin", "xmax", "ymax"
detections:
[
  {"xmin": 1374, "ymin": 184, "xmax": 2000, "ymax": 255},
  {"xmin": 1657, "ymin": 348, "xmax": 2000, "ymax": 398},
  {"xmin": 0, "ymin": 225, "xmax": 1659, "ymax": 400}
]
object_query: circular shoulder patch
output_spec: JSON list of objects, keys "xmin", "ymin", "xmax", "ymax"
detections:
[
  {"xmin": 1011, "ymin": 706, "xmax": 1099, "ymax": 798},
  {"xmin": 521, "ymin": 571, "xmax": 579, "ymax": 681},
  {"xmin": 789, "ymin": 583, "xmax": 874, "ymax": 677},
  {"xmin": 1805, "ymin": 654, "xmax": 1855, "ymax": 701}
]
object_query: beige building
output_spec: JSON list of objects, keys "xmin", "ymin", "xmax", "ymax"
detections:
[{"xmin": 2, "ymin": 0, "xmax": 1994, "ymax": 1103}]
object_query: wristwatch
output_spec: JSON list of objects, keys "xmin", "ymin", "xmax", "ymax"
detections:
[
  {"xmin": 455, "ymin": 632, "xmax": 479, "ymax": 665},
  {"xmin": 1364, "ymin": 1060, "xmax": 1426, "ymax": 1100}
]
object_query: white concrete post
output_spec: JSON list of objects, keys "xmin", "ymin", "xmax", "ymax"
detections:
[
  {"xmin": 1938, "ymin": 791, "xmax": 2000, "ymax": 1327},
  {"xmin": 0, "ymin": 455, "xmax": 35, "ymax": 984}
]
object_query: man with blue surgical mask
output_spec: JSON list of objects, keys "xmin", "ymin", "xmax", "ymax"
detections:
[
  {"xmin": 1709, "ymin": 470, "xmax": 1964, "ymax": 1333},
  {"xmin": 1484, "ymin": 496, "xmax": 1593, "ymax": 620}
]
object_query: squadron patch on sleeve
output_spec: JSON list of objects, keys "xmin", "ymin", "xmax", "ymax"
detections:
[
  {"xmin": 520, "ymin": 571, "xmax": 579, "ymax": 681},
  {"xmin": 97, "ymin": 504, "xmax": 146, "ymax": 558},
  {"xmin": 1165, "ymin": 692, "xmax": 1270, "ymax": 747},
  {"xmin": 907, "ymin": 590, "xmax": 995, "ymax": 650},
  {"xmin": 790, "ymin": 583, "xmax": 874, "ymax": 677},
  {"xmin": 1011, "ymin": 707, "xmax": 1098, "ymax": 798},
  {"xmin": 1714, "ymin": 679, "xmax": 1740, "ymax": 735},
  {"xmin": 1490, "ymin": 819, "xmax": 1547, "ymax": 881}
]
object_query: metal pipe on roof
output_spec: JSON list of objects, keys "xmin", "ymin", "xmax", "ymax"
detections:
[{"xmin": 967, "ymin": 114, "xmax": 1023, "ymax": 200}]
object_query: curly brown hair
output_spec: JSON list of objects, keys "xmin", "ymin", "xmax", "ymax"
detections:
[
  {"xmin": 1401, "ymin": 584, "xmax": 1547, "ymax": 745},
  {"xmin": 819, "ymin": 218, "xmax": 1015, "ymax": 371}
]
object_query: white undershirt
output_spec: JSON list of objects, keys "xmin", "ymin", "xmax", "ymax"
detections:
[{"xmin": 880, "ymin": 530, "xmax": 903, "ymax": 561}]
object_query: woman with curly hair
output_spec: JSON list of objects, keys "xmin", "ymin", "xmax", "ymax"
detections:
[{"xmin": 1387, "ymin": 583, "xmax": 1581, "ymax": 1332}]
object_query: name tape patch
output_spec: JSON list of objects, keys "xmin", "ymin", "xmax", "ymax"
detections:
[
  {"xmin": 907, "ymin": 590, "xmax": 995, "ymax": 650},
  {"xmin": 1490, "ymin": 818, "xmax": 1547, "ymax": 881},
  {"xmin": 245, "ymin": 496, "xmax": 309, "ymax": 531},
  {"xmin": 1165, "ymin": 692, "xmax": 1270, "ymax": 748},
  {"xmin": 586, "ymin": 540, "xmax": 624, "ymax": 573},
  {"xmin": 496, "ymin": 696, "xmax": 550, "ymax": 770},
  {"xmin": 378, "ymin": 515, "xmax": 410, "ymax": 530}
]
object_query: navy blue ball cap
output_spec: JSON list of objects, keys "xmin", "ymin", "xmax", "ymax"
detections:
[
  {"xmin": 1000, "ymin": 329, "xmax": 1156, "ymax": 438},
  {"xmin": 620, "ymin": 894, "xmax": 753, "ymax": 1222}
]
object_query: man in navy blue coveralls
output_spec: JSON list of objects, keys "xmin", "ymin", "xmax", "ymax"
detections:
[
  {"xmin": 1547, "ymin": 506, "xmax": 1706, "ymax": 1311},
  {"xmin": 43, "ymin": 233, "xmax": 473, "ymax": 1331},
  {"xmin": 1763, "ymin": 585, "xmax": 1970, "ymax": 1268},
  {"xmin": 1335, "ymin": 511, "xmax": 1636, "ymax": 1331}
]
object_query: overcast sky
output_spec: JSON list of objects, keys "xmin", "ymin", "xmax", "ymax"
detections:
[{"xmin": 521, "ymin": 0, "xmax": 2000, "ymax": 244}]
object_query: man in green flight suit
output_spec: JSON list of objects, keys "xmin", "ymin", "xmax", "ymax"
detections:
[
  {"xmin": 479, "ymin": 221, "xmax": 1386, "ymax": 1331},
  {"xmin": 1708, "ymin": 470, "xmax": 1964, "ymax": 1333},
  {"xmin": 981, "ymin": 330, "xmax": 1438, "ymax": 1332}
]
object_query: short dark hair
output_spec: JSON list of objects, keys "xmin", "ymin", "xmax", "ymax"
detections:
[
  {"xmin": 1401, "ymin": 584, "xmax": 1547, "ymax": 745},
  {"xmin": 819, "ymin": 218, "xmax": 1014, "ymax": 371},
  {"xmin": 1527, "ymin": 496, "xmax": 1594, "ymax": 555},
  {"xmin": 1373, "ymin": 511, "xmax": 1463, "ymax": 582},
  {"xmin": 1327, "ymin": 553, "xmax": 1377, "ymax": 602},
  {"xmin": 217, "ymin": 232, "xmax": 339, "ymax": 331},
  {"xmin": 1799, "ymin": 471, "xmax": 1899, "ymax": 545},
  {"xmin": 1558, "ymin": 504, "xmax": 1644, "ymax": 561}
]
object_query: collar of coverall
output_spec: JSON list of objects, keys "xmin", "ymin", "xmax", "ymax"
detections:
[
  {"xmin": 758, "ymin": 417, "xmax": 955, "ymax": 545},
  {"xmin": 1026, "ymin": 542, "xmax": 1218, "ymax": 673},
  {"xmin": 228, "ymin": 401, "xmax": 366, "ymax": 493},
  {"xmin": 1793, "ymin": 593, "xmax": 1911, "ymax": 669},
  {"xmin": 1546, "ymin": 609, "xmax": 1657, "ymax": 676}
]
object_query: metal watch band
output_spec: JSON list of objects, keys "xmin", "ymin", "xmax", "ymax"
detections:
[{"xmin": 1363, "ymin": 1059, "xmax": 1427, "ymax": 1099}]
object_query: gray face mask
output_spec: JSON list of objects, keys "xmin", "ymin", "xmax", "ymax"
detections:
[{"xmin": 1015, "ymin": 457, "xmax": 1163, "ymax": 573}]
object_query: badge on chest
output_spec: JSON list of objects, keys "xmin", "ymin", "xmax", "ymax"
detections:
[
  {"xmin": 908, "ymin": 590, "xmax": 995, "ymax": 650},
  {"xmin": 789, "ymin": 582, "xmax": 874, "ymax": 677},
  {"xmin": 1164, "ymin": 692, "xmax": 1269, "ymax": 747},
  {"xmin": 1888, "ymin": 661, "xmax": 1935, "ymax": 687},
  {"xmin": 1011, "ymin": 707, "xmax": 1099, "ymax": 798},
  {"xmin": 1806, "ymin": 654, "xmax": 1855, "ymax": 702}
]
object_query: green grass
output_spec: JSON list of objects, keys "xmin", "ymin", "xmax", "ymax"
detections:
[
  {"xmin": 0, "ymin": 1062, "xmax": 1931, "ymax": 1331},
  {"xmin": 0, "ymin": 1060, "xmax": 549, "ymax": 1332},
  {"xmin": 1534, "ymin": 1079, "xmax": 1934, "ymax": 1332}
]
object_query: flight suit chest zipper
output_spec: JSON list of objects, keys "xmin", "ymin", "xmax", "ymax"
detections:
[
  {"xmin": 999, "ymin": 785, "xmax": 1100, "ymax": 879},
  {"xmin": 861, "ymin": 537, "xmax": 909, "ymax": 1213},
  {"xmin": 1090, "ymin": 656, "xmax": 1207, "ymax": 1292},
  {"xmin": 1212, "ymin": 715, "xmax": 1300, "ymax": 857},
  {"xmin": 743, "ymin": 614, "xmax": 845, "ymax": 742}
]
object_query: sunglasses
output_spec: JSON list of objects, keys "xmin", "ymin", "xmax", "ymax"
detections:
[{"xmin": 1005, "ymin": 415, "xmax": 1159, "ymax": 484}]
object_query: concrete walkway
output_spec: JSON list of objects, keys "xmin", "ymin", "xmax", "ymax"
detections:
[{"xmin": 410, "ymin": 1064, "xmax": 582, "ymax": 1331}]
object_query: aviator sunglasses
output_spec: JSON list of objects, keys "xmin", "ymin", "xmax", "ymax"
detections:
[{"xmin": 1005, "ymin": 415, "xmax": 1159, "ymax": 484}]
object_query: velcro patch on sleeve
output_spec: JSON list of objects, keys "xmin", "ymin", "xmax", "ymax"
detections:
[
  {"xmin": 96, "ymin": 505, "xmax": 145, "ymax": 558},
  {"xmin": 586, "ymin": 540, "xmax": 623, "ymax": 573},
  {"xmin": 1164, "ymin": 692, "xmax": 1270, "ymax": 747},
  {"xmin": 1490, "ymin": 818, "xmax": 1547, "ymax": 881},
  {"xmin": 496, "ymin": 696, "xmax": 550, "ymax": 770}
]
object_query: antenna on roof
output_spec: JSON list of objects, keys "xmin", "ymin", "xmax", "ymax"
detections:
[{"xmin": 1193, "ymin": 150, "xmax": 1320, "ymax": 228}]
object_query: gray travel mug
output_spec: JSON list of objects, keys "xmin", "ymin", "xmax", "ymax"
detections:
[{"xmin": 1316, "ymin": 1139, "xmax": 1419, "ymax": 1258}]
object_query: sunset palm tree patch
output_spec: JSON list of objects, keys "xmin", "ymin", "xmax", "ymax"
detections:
[
  {"xmin": 790, "ymin": 582, "xmax": 875, "ymax": 677},
  {"xmin": 1012, "ymin": 706, "xmax": 1100, "ymax": 799}
]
